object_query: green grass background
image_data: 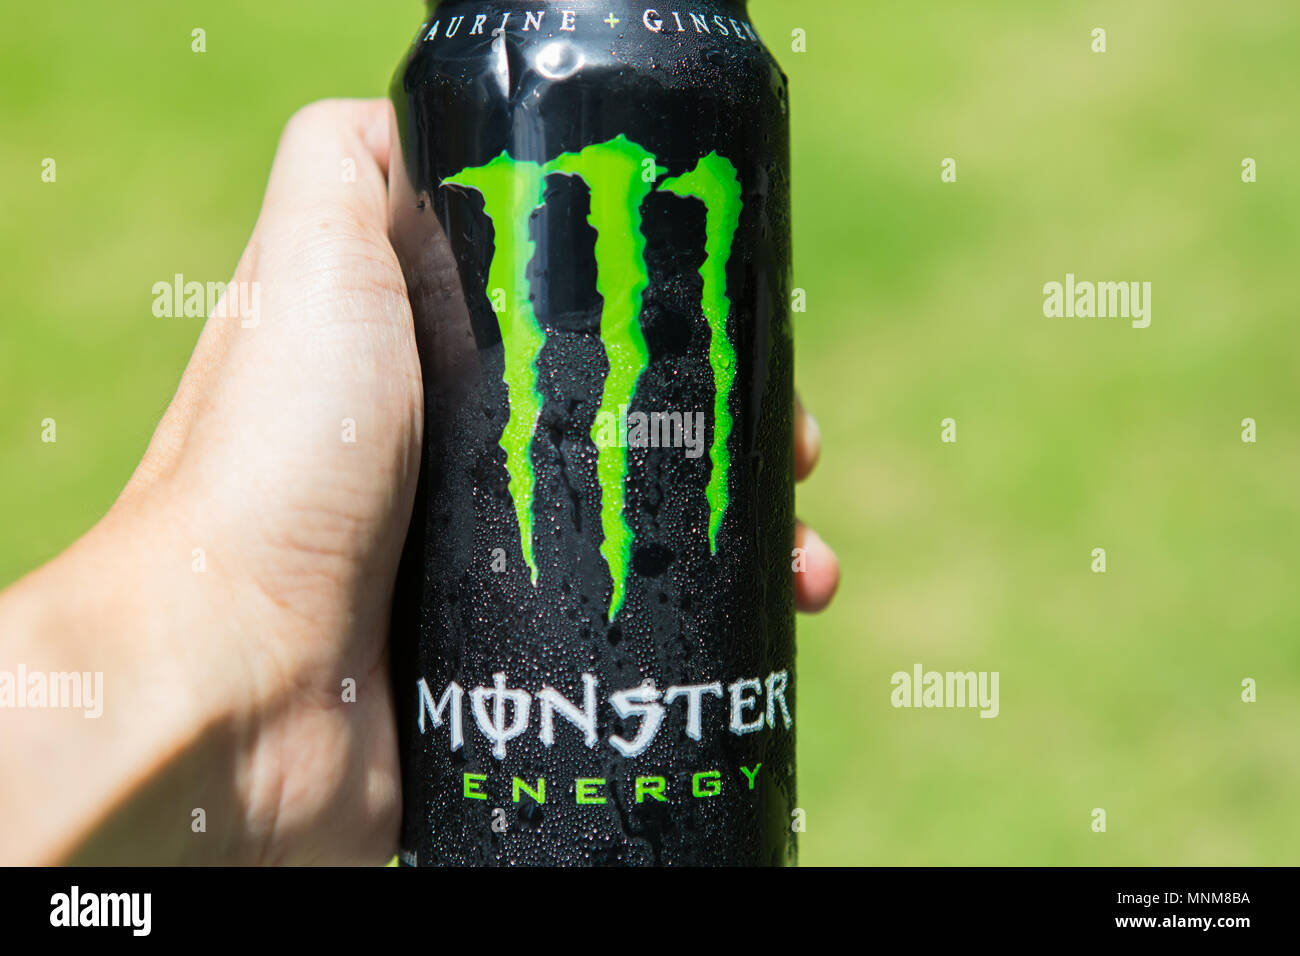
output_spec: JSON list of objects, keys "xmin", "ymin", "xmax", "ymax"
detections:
[{"xmin": 3, "ymin": 1, "xmax": 1297, "ymax": 864}]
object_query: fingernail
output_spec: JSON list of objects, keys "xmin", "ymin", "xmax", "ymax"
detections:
[
  {"xmin": 805, "ymin": 410, "xmax": 821, "ymax": 451},
  {"xmin": 802, "ymin": 524, "xmax": 825, "ymax": 553}
]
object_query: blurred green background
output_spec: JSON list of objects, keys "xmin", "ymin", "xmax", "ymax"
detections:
[{"xmin": 3, "ymin": 1, "xmax": 1297, "ymax": 864}]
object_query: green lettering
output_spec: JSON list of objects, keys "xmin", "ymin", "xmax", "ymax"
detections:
[
  {"xmin": 575, "ymin": 778, "xmax": 607, "ymax": 804},
  {"xmin": 635, "ymin": 775, "xmax": 668, "ymax": 803},
  {"xmin": 739, "ymin": 764, "xmax": 762, "ymax": 789},
  {"xmin": 464, "ymin": 772, "xmax": 488, "ymax": 799},
  {"xmin": 512, "ymin": 776, "xmax": 545, "ymax": 804},
  {"xmin": 692, "ymin": 770, "xmax": 722, "ymax": 797}
]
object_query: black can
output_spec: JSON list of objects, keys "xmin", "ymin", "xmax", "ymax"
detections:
[{"xmin": 388, "ymin": 0, "xmax": 794, "ymax": 865}]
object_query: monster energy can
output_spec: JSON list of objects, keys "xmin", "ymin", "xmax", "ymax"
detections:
[{"xmin": 389, "ymin": 0, "xmax": 794, "ymax": 865}]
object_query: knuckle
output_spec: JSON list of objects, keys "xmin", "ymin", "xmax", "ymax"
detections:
[{"xmin": 282, "ymin": 99, "xmax": 344, "ymax": 138}]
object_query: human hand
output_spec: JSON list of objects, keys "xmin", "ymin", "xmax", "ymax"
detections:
[{"xmin": 0, "ymin": 99, "xmax": 839, "ymax": 865}]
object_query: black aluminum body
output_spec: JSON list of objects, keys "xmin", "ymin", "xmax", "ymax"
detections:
[{"xmin": 389, "ymin": 0, "xmax": 794, "ymax": 865}]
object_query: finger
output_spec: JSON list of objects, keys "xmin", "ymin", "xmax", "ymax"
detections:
[
  {"xmin": 158, "ymin": 99, "xmax": 396, "ymax": 397},
  {"xmin": 795, "ymin": 394, "xmax": 821, "ymax": 482},
  {"xmin": 794, "ymin": 521, "xmax": 839, "ymax": 613},
  {"xmin": 256, "ymin": 98, "xmax": 394, "ymax": 246}
]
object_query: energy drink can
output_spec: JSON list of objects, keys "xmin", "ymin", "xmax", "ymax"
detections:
[{"xmin": 389, "ymin": 0, "xmax": 794, "ymax": 865}]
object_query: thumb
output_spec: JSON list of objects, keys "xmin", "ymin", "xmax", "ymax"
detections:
[{"xmin": 256, "ymin": 98, "xmax": 394, "ymax": 247}]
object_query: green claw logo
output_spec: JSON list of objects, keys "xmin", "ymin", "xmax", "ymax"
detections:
[{"xmin": 444, "ymin": 135, "xmax": 742, "ymax": 618}]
